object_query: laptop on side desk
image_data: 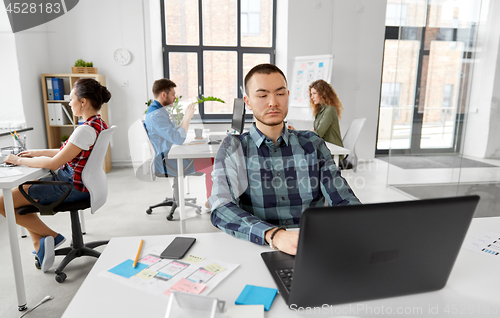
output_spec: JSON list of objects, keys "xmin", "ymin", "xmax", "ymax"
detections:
[{"xmin": 261, "ymin": 195, "xmax": 480, "ymax": 309}]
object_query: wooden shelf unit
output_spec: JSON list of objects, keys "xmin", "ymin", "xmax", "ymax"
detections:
[{"xmin": 41, "ymin": 73, "xmax": 112, "ymax": 172}]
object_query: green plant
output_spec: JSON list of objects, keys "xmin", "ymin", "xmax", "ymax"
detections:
[
  {"xmin": 74, "ymin": 59, "xmax": 86, "ymax": 67},
  {"xmin": 144, "ymin": 95, "xmax": 225, "ymax": 124},
  {"xmin": 195, "ymin": 95, "xmax": 225, "ymax": 104},
  {"xmin": 144, "ymin": 99, "xmax": 153, "ymax": 114},
  {"xmin": 169, "ymin": 96, "xmax": 184, "ymax": 126},
  {"xmin": 74, "ymin": 59, "xmax": 94, "ymax": 67},
  {"xmin": 61, "ymin": 135, "xmax": 70, "ymax": 143},
  {"xmin": 169, "ymin": 95, "xmax": 225, "ymax": 125}
]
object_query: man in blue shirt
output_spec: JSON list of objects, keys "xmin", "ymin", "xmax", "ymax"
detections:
[
  {"xmin": 145, "ymin": 79, "xmax": 213, "ymax": 203},
  {"xmin": 209, "ymin": 64, "xmax": 361, "ymax": 255}
]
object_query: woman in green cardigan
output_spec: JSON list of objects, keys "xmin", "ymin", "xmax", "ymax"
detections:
[
  {"xmin": 288, "ymin": 80, "xmax": 344, "ymax": 146},
  {"xmin": 308, "ymin": 79, "xmax": 344, "ymax": 148}
]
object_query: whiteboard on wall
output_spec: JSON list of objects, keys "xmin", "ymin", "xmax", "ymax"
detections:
[{"xmin": 289, "ymin": 54, "xmax": 333, "ymax": 107}]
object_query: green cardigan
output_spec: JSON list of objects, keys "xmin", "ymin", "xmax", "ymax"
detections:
[{"xmin": 314, "ymin": 105, "xmax": 344, "ymax": 148}]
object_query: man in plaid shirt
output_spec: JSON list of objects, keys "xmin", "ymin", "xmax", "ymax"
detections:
[{"xmin": 209, "ymin": 64, "xmax": 361, "ymax": 255}]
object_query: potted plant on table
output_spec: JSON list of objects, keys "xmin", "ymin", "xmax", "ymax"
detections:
[
  {"xmin": 72, "ymin": 59, "xmax": 97, "ymax": 74},
  {"xmin": 144, "ymin": 96, "xmax": 225, "ymax": 125}
]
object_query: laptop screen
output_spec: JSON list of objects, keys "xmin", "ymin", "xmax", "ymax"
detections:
[{"xmin": 231, "ymin": 98, "xmax": 246, "ymax": 135}]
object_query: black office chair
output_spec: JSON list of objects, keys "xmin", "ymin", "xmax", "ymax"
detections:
[
  {"xmin": 147, "ymin": 159, "xmax": 203, "ymax": 220},
  {"xmin": 17, "ymin": 126, "xmax": 116, "ymax": 283},
  {"xmin": 128, "ymin": 119, "xmax": 202, "ymax": 221}
]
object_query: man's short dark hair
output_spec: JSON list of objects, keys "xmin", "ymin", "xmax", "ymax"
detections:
[
  {"xmin": 153, "ymin": 78, "xmax": 176, "ymax": 98},
  {"xmin": 244, "ymin": 63, "xmax": 287, "ymax": 95}
]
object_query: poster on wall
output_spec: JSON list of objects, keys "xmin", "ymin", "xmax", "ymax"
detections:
[{"xmin": 290, "ymin": 55, "xmax": 333, "ymax": 107}]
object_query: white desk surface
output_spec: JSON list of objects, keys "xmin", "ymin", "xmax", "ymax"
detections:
[
  {"xmin": 63, "ymin": 217, "xmax": 500, "ymax": 317},
  {"xmin": 168, "ymin": 134, "xmax": 350, "ymax": 160},
  {"xmin": 1, "ymin": 166, "xmax": 49, "ymax": 310}
]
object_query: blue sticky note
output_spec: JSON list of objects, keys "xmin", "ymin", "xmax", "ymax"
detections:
[
  {"xmin": 235, "ymin": 285, "xmax": 277, "ymax": 311},
  {"xmin": 108, "ymin": 259, "xmax": 148, "ymax": 278},
  {"xmin": 319, "ymin": 62, "xmax": 324, "ymax": 67}
]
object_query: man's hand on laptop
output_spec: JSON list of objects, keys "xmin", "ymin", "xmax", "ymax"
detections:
[{"xmin": 265, "ymin": 229, "xmax": 299, "ymax": 255}]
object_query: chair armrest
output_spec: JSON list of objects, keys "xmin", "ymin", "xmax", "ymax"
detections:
[{"xmin": 18, "ymin": 181, "xmax": 72, "ymax": 216}]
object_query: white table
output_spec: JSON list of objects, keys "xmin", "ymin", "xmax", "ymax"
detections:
[
  {"xmin": 168, "ymin": 135, "xmax": 351, "ymax": 220},
  {"xmin": 168, "ymin": 134, "xmax": 221, "ymax": 221},
  {"xmin": 63, "ymin": 217, "xmax": 500, "ymax": 317},
  {"xmin": 1, "ymin": 166, "xmax": 48, "ymax": 311}
]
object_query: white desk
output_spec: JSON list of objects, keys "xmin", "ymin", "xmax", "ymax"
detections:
[
  {"xmin": 63, "ymin": 217, "xmax": 500, "ymax": 317},
  {"xmin": 1, "ymin": 166, "xmax": 48, "ymax": 311},
  {"xmin": 168, "ymin": 135, "xmax": 220, "ymax": 220},
  {"xmin": 168, "ymin": 136, "xmax": 351, "ymax": 220}
]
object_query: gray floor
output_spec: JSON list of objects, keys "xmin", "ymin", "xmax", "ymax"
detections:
[
  {"xmin": 393, "ymin": 182, "xmax": 500, "ymax": 217},
  {"xmin": 0, "ymin": 160, "xmax": 469, "ymax": 317}
]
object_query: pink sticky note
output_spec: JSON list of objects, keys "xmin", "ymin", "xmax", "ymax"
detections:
[
  {"xmin": 301, "ymin": 63, "xmax": 306, "ymax": 68},
  {"xmin": 165, "ymin": 278, "xmax": 206, "ymax": 296},
  {"xmin": 140, "ymin": 255, "xmax": 160, "ymax": 265}
]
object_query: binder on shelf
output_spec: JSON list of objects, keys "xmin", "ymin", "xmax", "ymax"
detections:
[
  {"xmin": 45, "ymin": 77, "xmax": 54, "ymax": 100},
  {"xmin": 53, "ymin": 103, "xmax": 71, "ymax": 125},
  {"xmin": 48, "ymin": 103, "xmax": 57, "ymax": 126},
  {"xmin": 61, "ymin": 104, "xmax": 75, "ymax": 126},
  {"xmin": 52, "ymin": 78, "xmax": 65, "ymax": 100}
]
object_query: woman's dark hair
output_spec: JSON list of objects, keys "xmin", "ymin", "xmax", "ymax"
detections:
[
  {"xmin": 73, "ymin": 78, "xmax": 111, "ymax": 110},
  {"xmin": 244, "ymin": 63, "xmax": 287, "ymax": 95}
]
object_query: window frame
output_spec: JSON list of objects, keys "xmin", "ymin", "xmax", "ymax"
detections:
[{"xmin": 160, "ymin": 0, "xmax": 277, "ymax": 121}]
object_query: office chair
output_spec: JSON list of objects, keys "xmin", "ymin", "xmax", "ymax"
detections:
[
  {"xmin": 17, "ymin": 126, "xmax": 116, "ymax": 283},
  {"xmin": 340, "ymin": 118, "xmax": 366, "ymax": 172},
  {"xmin": 127, "ymin": 119, "xmax": 202, "ymax": 221}
]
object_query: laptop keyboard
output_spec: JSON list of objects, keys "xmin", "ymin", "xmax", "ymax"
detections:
[{"xmin": 276, "ymin": 268, "xmax": 294, "ymax": 292}]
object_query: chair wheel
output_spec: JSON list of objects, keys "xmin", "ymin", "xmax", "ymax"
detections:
[
  {"xmin": 166, "ymin": 215, "xmax": 174, "ymax": 221},
  {"xmin": 146, "ymin": 208, "xmax": 152, "ymax": 214},
  {"xmin": 35, "ymin": 257, "xmax": 41, "ymax": 270},
  {"xmin": 195, "ymin": 208, "xmax": 202, "ymax": 215},
  {"xmin": 55, "ymin": 272, "xmax": 67, "ymax": 283}
]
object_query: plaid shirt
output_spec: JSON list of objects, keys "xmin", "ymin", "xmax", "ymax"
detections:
[
  {"xmin": 209, "ymin": 124, "xmax": 361, "ymax": 245},
  {"xmin": 60, "ymin": 114, "xmax": 108, "ymax": 192}
]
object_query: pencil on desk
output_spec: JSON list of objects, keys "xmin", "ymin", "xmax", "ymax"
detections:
[{"xmin": 133, "ymin": 239, "xmax": 144, "ymax": 268}]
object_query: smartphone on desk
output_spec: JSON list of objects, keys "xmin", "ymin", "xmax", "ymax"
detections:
[{"xmin": 160, "ymin": 237, "xmax": 196, "ymax": 259}]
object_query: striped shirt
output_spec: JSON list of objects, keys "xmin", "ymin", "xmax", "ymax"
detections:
[{"xmin": 209, "ymin": 123, "xmax": 361, "ymax": 245}]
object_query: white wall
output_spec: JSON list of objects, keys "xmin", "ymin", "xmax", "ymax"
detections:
[
  {"xmin": 42, "ymin": 0, "xmax": 149, "ymax": 166},
  {"xmin": 13, "ymin": 24, "xmax": 51, "ymax": 151},
  {"xmin": 330, "ymin": 0, "xmax": 386, "ymax": 161},
  {"xmin": 283, "ymin": 0, "xmax": 386, "ymax": 160}
]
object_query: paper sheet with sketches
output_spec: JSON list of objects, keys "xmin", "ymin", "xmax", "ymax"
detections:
[
  {"xmin": 463, "ymin": 229, "xmax": 500, "ymax": 261},
  {"xmin": 100, "ymin": 245, "xmax": 239, "ymax": 296}
]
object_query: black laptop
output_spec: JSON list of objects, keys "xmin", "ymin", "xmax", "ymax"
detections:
[{"xmin": 261, "ymin": 195, "xmax": 480, "ymax": 308}]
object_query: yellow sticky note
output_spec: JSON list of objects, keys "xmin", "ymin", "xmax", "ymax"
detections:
[
  {"xmin": 204, "ymin": 263, "xmax": 226, "ymax": 274},
  {"xmin": 135, "ymin": 269, "xmax": 157, "ymax": 280},
  {"xmin": 183, "ymin": 254, "xmax": 205, "ymax": 264}
]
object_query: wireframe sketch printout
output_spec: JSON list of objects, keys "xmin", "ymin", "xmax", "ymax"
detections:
[
  {"xmin": 100, "ymin": 245, "xmax": 239, "ymax": 296},
  {"xmin": 290, "ymin": 55, "xmax": 333, "ymax": 107},
  {"xmin": 463, "ymin": 229, "xmax": 500, "ymax": 260}
]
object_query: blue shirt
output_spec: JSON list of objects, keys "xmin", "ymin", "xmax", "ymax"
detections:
[
  {"xmin": 209, "ymin": 123, "xmax": 361, "ymax": 245},
  {"xmin": 144, "ymin": 100, "xmax": 195, "ymax": 176}
]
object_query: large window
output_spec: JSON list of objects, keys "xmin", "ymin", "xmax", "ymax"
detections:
[
  {"xmin": 376, "ymin": 0, "xmax": 480, "ymax": 153},
  {"xmin": 161, "ymin": 0, "xmax": 276, "ymax": 121}
]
